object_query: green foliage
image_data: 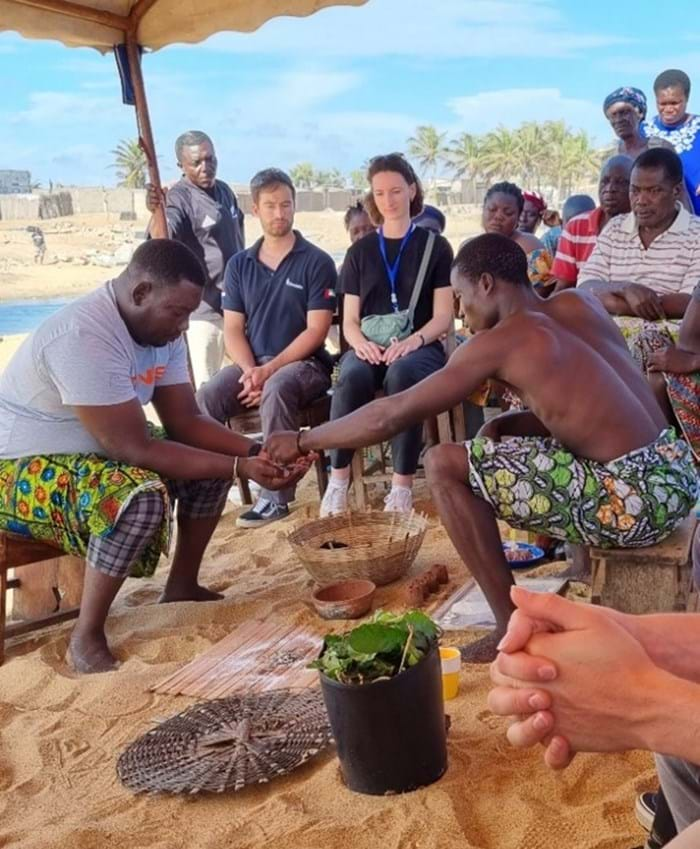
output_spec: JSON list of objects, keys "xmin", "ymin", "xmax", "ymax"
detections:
[
  {"xmin": 311, "ymin": 610, "xmax": 439, "ymax": 685},
  {"xmin": 111, "ymin": 138, "xmax": 147, "ymax": 189},
  {"xmin": 406, "ymin": 120, "xmax": 608, "ymax": 197},
  {"xmin": 289, "ymin": 161, "xmax": 316, "ymax": 189}
]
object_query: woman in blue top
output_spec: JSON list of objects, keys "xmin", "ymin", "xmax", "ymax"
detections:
[{"xmin": 645, "ymin": 69, "xmax": 700, "ymax": 215}]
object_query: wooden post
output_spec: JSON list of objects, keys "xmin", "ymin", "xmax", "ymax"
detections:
[{"xmin": 125, "ymin": 32, "xmax": 168, "ymax": 238}]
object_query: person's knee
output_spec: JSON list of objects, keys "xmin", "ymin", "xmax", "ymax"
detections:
[
  {"xmin": 424, "ymin": 443, "xmax": 468, "ymax": 485},
  {"xmin": 383, "ymin": 358, "xmax": 415, "ymax": 394},
  {"xmin": 335, "ymin": 356, "xmax": 375, "ymax": 395},
  {"xmin": 196, "ymin": 366, "xmax": 240, "ymax": 421}
]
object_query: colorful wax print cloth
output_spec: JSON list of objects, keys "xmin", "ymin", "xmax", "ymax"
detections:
[
  {"xmin": 0, "ymin": 453, "xmax": 169, "ymax": 578},
  {"xmin": 465, "ymin": 428, "xmax": 697, "ymax": 548},
  {"xmin": 633, "ymin": 325, "xmax": 700, "ymax": 463},
  {"xmin": 526, "ymin": 248, "xmax": 554, "ymax": 288},
  {"xmin": 615, "ymin": 318, "xmax": 681, "ymax": 371}
]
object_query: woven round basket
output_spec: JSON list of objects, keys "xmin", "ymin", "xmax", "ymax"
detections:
[{"xmin": 287, "ymin": 511, "xmax": 428, "ymax": 586}]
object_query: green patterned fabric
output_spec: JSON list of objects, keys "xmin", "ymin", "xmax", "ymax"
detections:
[
  {"xmin": 466, "ymin": 428, "xmax": 698, "ymax": 547},
  {"xmin": 0, "ymin": 453, "xmax": 170, "ymax": 578}
]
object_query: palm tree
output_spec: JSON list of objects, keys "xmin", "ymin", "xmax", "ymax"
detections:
[
  {"xmin": 315, "ymin": 168, "xmax": 345, "ymax": 189},
  {"xmin": 349, "ymin": 168, "xmax": 367, "ymax": 192},
  {"xmin": 560, "ymin": 131, "xmax": 602, "ymax": 196},
  {"xmin": 406, "ymin": 125, "xmax": 447, "ymax": 188},
  {"xmin": 289, "ymin": 162, "xmax": 315, "ymax": 189},
  {"xmin": 111, "ymin": 138, "xmax": 147, "ymax": 189},
  {"xmin": 479, "ymin": 126, "xmax": 523, "ymax": 184},
  {"xmin": 446, "ymin": 132, "xmax": 484, "ymax": 201},
  {"xmin": 514, "ymin": 122, "xmax": 547, "ymax": 190}
]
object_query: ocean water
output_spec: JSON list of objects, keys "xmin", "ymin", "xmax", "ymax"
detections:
[{"xmin": 0, "ymin": 299, "xmax": 72, "ymax": 335}]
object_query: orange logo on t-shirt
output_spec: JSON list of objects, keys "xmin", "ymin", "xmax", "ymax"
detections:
[{"xmin": 132, "ymin": 366, "xmax": 166, "ymax": 385}]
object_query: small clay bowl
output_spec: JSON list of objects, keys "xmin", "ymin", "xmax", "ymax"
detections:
[{"xmin": 312, "ymin": 579, "xmax": 376, "ymax": 620}]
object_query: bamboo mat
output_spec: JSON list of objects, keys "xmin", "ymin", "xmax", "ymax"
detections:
[{"xmin": 151, "ymin": 619, "xmax": 324, "ymax": 699}]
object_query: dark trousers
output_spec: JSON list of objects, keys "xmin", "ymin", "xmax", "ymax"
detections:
[{"xmin": 330, "ymin": 343, "xmax": 446, "ymax": 475}]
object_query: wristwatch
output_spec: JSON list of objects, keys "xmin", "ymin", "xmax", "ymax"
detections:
[{"xmin": 247, "ymin": 441, "xmax": 263, "ymax": 458}]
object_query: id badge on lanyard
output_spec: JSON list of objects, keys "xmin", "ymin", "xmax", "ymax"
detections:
[{"xmin": 378, "ymin": 224, "xmax": 414, "ymax": 313}]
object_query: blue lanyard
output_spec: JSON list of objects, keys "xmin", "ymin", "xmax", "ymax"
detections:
[{"xmin": 378, "ymin": 224, "xmax": 414, "ymax": 313}]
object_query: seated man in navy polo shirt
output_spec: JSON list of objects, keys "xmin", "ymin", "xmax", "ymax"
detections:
[{"xmin": 197, "ymin": 168, "xmax": 336, "ymax": 527}]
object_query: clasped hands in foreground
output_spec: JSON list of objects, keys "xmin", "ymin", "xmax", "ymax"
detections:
[{"xmin": 488, "ymin": 587, "xmax": 691, "ymax": 769}]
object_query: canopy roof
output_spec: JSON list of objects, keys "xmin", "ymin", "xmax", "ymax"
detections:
[{"xmin": 0, "ymin": 0, "xmax": 367, "ymax": 51}]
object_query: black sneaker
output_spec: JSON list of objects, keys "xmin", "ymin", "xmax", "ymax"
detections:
[{"xmin": 236, "ymin": 498, "xmax": 289, "ymax": 529}]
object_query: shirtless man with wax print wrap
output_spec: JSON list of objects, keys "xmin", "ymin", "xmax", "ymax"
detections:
[{"xmin": 264, "ymin": 233, "xmax": 698, "ymax": 662}]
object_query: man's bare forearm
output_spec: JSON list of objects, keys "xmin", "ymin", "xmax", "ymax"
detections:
[
  {"xmin": 164, "ymin": 414, "xmax": 252, "ymax": 457},
  {"xmin": 626, "ymin": 612, "xmax": 700, "ymax": 683},
  {"xmin": 643, "ymin": 672, "xmax": 700, "ymax": 762},
  {"xmin": 267, "ymin": 326, "xmax": 330, "ymax": 373},
  {"xmin": 300, "ymin": 395, "xmax": 409, "ymax": 453},
  {"xmin": 109, "ymin": 434, "xmax": 236, "ymax": 481},
  {"xmin": 661, "ymin": 293, "xmax": 692, "ymax": 320}
]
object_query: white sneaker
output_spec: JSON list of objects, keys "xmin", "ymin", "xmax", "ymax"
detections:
[
  {"xmin": 384, "ymin": 486, "xmax": 413, "ymax": 514},
  {"xmin": 320, "ymin": 480, "xmax": 349, "ymax": 517}
]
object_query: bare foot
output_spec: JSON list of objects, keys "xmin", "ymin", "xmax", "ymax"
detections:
[
  {"xmin": 159, "ymin": 584, "xmax": 224, "ymax": 603},
  {"xmin": 67, "ymin": 631, "xmax": 120, "ymax": 674},
  {"xmin": 458, "ymin": 632, "xmax": 501, "ymax": 664}
]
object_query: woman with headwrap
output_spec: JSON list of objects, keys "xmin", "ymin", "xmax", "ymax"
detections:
[
  {"xmin": 519, "ymin": 190, "xmax": 547, "ymax": 234},
  {"xmin": 604, "ymin": 85, "xmax": 692, "ymax": 210}
]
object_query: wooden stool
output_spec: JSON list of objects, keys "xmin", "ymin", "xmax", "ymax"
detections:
[
  {"xmin": 589, "ymin": 516, "xmax": 697, "ymax": 614},
  {"xmin": 228, "ymin": 394, "xmax": 332, "ymax": 505},
  {"xmin": 0, "ymin": 531, "xmax": 83, "ymax": 665}
]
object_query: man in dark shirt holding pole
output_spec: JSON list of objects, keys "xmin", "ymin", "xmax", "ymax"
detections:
[{"xmin": 147, "ymin": 130, "xmax": 245, "ymax": 387}]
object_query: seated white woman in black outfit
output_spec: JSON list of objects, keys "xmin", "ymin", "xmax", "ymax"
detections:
[{"xmin": 320, "ymin": 153, "xmax": 454, "ymax": 515}]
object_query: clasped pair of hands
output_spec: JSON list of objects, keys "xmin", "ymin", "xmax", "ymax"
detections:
[
  {"xmin": 488, "ymin": 587, "xmax": 664, "ymax": 769},
  {"xmin": 622, "ymin": 282, "xmax": 667, "ymax": 322},
  {"xmin": 237, "ymin": 363, "xmax": 273, "ymax": 409},
  {"xmin": 354, "ymin": 334, "xmax": 423, "ymax": 366},
  {"xmin": 243, "ymin": 430, "xmax": 315, "ymax": 491}
]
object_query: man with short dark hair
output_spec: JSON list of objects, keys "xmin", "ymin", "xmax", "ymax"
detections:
[
  {"xmin": 580, "ymin": 148, "xmax": 700, "ymax": 323},
  {"xmin": 147, "ymin": 130, "xmax": 245, "ymax": 387},
  {"xmin": 197, "ymin": 169, "xmax": 336, "ymax": 528},
  {"xmin": 552, "ymin": 156, "xmax": 633, "ymax": 290},
  {"xmin": 264, "ymin": 233, "xmax": 697, "ymax": 661},
  {"xmin": 0, "ymin": 240, "xmax": 305, "ymax": 673}
]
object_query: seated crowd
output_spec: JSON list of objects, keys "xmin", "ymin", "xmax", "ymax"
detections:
[{"xmin": 1, "ymin": 63, "xmax": 700, "ymax": 849}]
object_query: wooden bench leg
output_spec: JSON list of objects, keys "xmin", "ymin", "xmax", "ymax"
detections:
[
  {"xmin": 314, "ymin": 451, "xmax": 329, "ymax": 497},
  {"xmin": 237, "ymin": 476, "xmax": 253, "ymax": 505},
  {"xmin": 1, "ymin": 533, "xmax": 7, "ymax": 666},
  {"xmin": 351, "ymin": 452, "xmax": 367, "ymax": 510}
]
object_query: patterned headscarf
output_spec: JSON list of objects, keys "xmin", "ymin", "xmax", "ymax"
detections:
[
  {"xmin": 603, "ymin": 87, "xmax": 648, "ymax": 120},
  {"xmin": 522, "ymin": 190, "xmax": 547, "ymax": 213}
]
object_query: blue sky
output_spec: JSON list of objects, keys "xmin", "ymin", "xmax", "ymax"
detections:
[{"xmin": 2, "ymin": 0, "xmax": 700, "ymax": 187}]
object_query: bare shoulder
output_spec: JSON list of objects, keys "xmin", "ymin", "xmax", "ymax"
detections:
[
  {"xmin": 549, "ymin": 287, "xmax": 608, "ymax": 317},
  {"xmin": 514, "ymin": 231, "xmax": 545, "ymax": 253}
]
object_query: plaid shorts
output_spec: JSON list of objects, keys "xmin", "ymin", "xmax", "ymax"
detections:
[{"xmin": 86, "ymin": 477, "xmax": 229, "ymax": 579}]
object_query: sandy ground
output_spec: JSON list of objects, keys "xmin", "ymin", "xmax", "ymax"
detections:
[
  {"xmin": 0, "ymin": 212, "xmax": 656, "ymax": 848},
  {"xmin": 0, "ymin": 482, "xmax": 656, "ymax": 849}
]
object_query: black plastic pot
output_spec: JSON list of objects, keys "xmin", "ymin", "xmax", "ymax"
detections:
[{"xmin": 319, "ymin": 642, "xmax": 447, "ymax": 795}]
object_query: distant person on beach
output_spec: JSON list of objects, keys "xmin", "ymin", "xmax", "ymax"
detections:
[
  {"xmin": 146, "ymin": 130, "xmax": 245, "ymax": 388},
  {"xmin": 645, "ymin": 69, "xmax": 700, "ymax": 215},
  {"xmin": 263, "ymin": 234, "xmax": 697, "ymax": 662},
  {"xmin": 196, "ymin": 168, "xmax": 336, "ymax": 529},
  {"xmin": 552, "ymin": 156, "xmax": 633, "ymax": 291},
  {"xmin": 0, "ymin": 240, "xmax": 308, "ymax": 674},
  {"xmin": 27, "ymin": 226, "xmax": 46, "ymax": 264}
]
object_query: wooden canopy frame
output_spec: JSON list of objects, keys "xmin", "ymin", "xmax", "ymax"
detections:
[{"xmin": 7, "ymin": 0, "xmax": 168, "ymax": 235}]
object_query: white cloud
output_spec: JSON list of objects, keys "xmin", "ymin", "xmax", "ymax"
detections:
[
  {"xmin": 447, "ymin": 87, "xmax": 611, "ymax": 143},
  {"xmin": 185, "ymin": 0, "xmax": 630, "ymax": 59}
]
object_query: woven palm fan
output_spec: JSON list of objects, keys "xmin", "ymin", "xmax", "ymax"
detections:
[{"xmin": 117, "ymin": 689, "xmax": 332, "ymax": 794}]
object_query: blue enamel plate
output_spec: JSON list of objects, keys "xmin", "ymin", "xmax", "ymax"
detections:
[{"xmin": 502, "ymin": 541, "xmax": 545, "ymax": 569}]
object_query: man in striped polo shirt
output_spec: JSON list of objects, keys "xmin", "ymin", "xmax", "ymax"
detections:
[
  {"xmin": 580, "ymin": 148, "xmax": 700, "ymax": 324},
  {"xmin": 552, "ymin": 156, "xmax": 633, "ymax": 289}
]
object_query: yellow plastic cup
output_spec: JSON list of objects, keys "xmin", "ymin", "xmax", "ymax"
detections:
[{"xmin": 439, "ymin": 646, "xmax": 461, "ymax": 701}]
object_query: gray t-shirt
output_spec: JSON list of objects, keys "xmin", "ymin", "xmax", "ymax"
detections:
[{"xmin": 0, "ymin": 282, "xmax": 190, "ymax": 459}]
